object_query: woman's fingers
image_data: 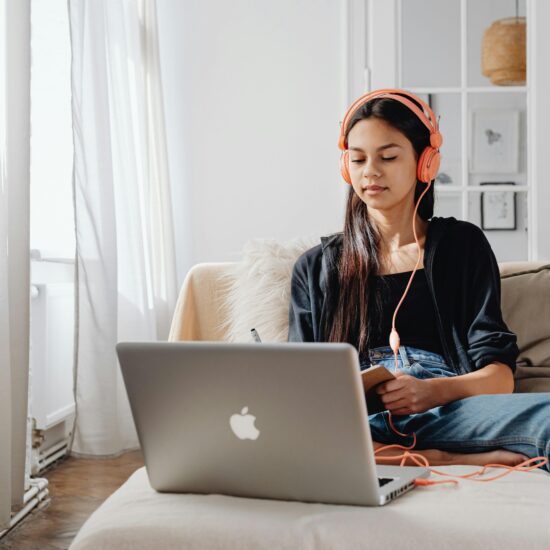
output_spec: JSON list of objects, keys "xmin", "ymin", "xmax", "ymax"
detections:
[{"xmin": 385, "ymin": 399, "xmax": 411, "ymax": 413}]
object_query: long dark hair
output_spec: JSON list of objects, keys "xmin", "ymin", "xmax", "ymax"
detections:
[{"xmin": 324, "ymin": 95, "xmax": 435, "ymax": 355}]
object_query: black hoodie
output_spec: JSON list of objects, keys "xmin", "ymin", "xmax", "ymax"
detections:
[{"xmin": 287, "ymin": 216, "xmax": 519, "ymax": 375}]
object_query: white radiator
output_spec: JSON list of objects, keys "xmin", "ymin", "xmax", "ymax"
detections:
[{"xmin": 29, "ymin": 283, "xmax": 75, "ymax": 431}]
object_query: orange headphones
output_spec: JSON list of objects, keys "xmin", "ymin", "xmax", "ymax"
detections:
[{"xmin": 338, "ymin": 88, "xmax": 443, "ymax": 185}]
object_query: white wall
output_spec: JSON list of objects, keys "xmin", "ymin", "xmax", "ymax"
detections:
[{"xmin": 156, "ymin": 0, "xmax": 349, "ymax": 284}]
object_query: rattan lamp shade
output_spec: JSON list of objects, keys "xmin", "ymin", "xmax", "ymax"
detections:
[{"xmin": 482, "ymin": 17, "xmax": 526, "ymax": 86}]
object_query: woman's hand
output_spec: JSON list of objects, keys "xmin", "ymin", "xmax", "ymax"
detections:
[{"xmin": 376, "ymin": 372, "xmax": 439, "ymax": 415}]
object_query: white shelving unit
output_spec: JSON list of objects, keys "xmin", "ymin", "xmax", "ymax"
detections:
[
  {"xmin": 360, "ymin": 0, "xmax": 550, "ymax": 261},
  {"xmin": 402, "ymin": 0, "xmax": 529, "ymax": 261}
]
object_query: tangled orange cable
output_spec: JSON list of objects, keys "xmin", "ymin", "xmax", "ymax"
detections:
[{"xmin": 374, "ymin": 413, "xmax": 548, "ymax": 487}]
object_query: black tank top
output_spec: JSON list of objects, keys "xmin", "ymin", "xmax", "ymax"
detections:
[{"xmin": 368, "ymin": 268, "xmax": 444, "ymax": 356}]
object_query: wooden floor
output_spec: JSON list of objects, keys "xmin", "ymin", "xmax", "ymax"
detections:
[{"xmin": 0, "ymin": 450, "xmax": 144, "ymax": 550}]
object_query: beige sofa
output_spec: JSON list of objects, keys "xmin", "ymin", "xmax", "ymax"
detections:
[
  {"xmin": 70, "ymin": 243, "xmax": 550, "ymax": 550},
  {"xmin": 168, "ymin": 244, "xmax": 550, "ymax": 393}
]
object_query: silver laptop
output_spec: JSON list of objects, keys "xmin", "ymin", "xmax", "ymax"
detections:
[{"xmin": 117, "ymin": 341, "xmax": 430, "ymax": 506}]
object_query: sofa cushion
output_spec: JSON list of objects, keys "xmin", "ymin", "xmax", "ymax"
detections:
[
  {"xmin": 499, "ymin": 262, "xmax": 550, "ymax": 392},
  {"xmin": 499, "ymin": 262, "xmax": 550, "ymax": 367},
  {"xmin": 69, "ymin": 465, "xmax": 550, "ymax": 550}
]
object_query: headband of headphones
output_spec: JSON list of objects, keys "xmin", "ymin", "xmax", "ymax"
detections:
[{"xmin": 337, "ymin": 88, "xmax": 443, "ymax": 151}]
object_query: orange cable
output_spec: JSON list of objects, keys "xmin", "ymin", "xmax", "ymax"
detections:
[{"xmin": 375, "ymin": 181, "xmax": 549, "ymax": 487}]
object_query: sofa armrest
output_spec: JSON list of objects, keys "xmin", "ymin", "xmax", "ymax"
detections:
[{"xmin": 168, "ymin": 262, "xmax": 237, "ymax": 342}]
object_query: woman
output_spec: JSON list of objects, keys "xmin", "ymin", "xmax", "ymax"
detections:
[{"xmin": 288, "ymin": 89, "xmax": 550, "ymax": 470}]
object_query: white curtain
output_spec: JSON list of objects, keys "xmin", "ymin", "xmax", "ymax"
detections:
[
  {"xmin": 69, "ymin": 0, "xmax": 178, "ymax": 456},
  {"xmin": 1, "ymin": 0, "xmax": 31, "ymax": 531},
  {"xmin": 0, "ymin": 68, "xmax": 12, "ymax": 530}
]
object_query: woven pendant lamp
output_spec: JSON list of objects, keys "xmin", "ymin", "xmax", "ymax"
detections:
[{"xmin": 481, "ymin": 2, "xmax": 526, "ymax": 86}]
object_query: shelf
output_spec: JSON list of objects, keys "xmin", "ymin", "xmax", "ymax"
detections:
[
  {"xmin": 406, "ymin": 87, "xmax": 527, "ymax": 94},
  {"xmin": 435, "ymin": 185, "xmax": 529, "ymax": 192}
]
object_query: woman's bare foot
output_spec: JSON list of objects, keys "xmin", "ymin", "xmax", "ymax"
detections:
[
  {"xmin": 372, "ymin": 441, "xmax": 528, "ymax": 467},
  {"xmin": 443, "ymin": 449, "xmax": 530, "ymax": 468}
]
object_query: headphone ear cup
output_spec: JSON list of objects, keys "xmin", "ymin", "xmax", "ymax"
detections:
[
  {"xmin": 417, "ymin": 147, "xmax": 441, "ymax": 183},
  {"xmin": 340, "ymin": 151, "xmax": 352, "ymax": 185}
]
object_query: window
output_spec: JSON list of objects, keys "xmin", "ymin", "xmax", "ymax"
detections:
[{"xmin": 30, "ymin": 0, "xmax": 74, "ymax": 260}]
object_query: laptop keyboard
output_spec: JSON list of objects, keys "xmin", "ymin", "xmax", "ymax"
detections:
[{"xmin": 378, "ymin": 477, "xmax": 393, "ymax": 487}]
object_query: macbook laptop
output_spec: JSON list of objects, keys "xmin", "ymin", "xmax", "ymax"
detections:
[{"xmin": 117, "ymin": 341, "xmax": 430, "ymax": 506}]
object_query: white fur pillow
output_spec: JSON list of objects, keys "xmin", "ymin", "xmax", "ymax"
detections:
[{"xmin": 220, "ymin": 237, "xmax": 319, "ymax": 342}]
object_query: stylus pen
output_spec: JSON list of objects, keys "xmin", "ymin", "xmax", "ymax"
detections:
[{"xmin": 250, "ymin": 328, "xmax": 262, "ymax": 343}]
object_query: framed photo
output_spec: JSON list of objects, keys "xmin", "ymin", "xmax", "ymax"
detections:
[
  {"xmin": 470, "ymin": 109, "xmax": 519, "ymax": 173},
  {"xmin": 480, "ymin": 182, "xmax": 517, "ymax": 231}
]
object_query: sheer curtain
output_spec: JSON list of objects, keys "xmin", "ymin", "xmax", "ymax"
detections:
[{"xmin": 69, "ymin": 0, "xmax": 177, "ymax": 456}]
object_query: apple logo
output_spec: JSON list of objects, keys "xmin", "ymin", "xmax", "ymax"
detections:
[{"xmin": 229, "ymin": 406, "xmax": 260, "ymax": 440}]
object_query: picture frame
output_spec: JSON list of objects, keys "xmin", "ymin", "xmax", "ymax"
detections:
[
  {"xmin": 470, "ymin": 109, "xmax": 520, "ymax": 174},
  {"xmin": 480, "ymin": 182, "xmax": 517, "ymax": 231}
]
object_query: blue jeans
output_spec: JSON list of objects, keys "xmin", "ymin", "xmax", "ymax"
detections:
[{"xmin": 365, "ymin": 346, "xmax": 550, "ymax": 472}]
